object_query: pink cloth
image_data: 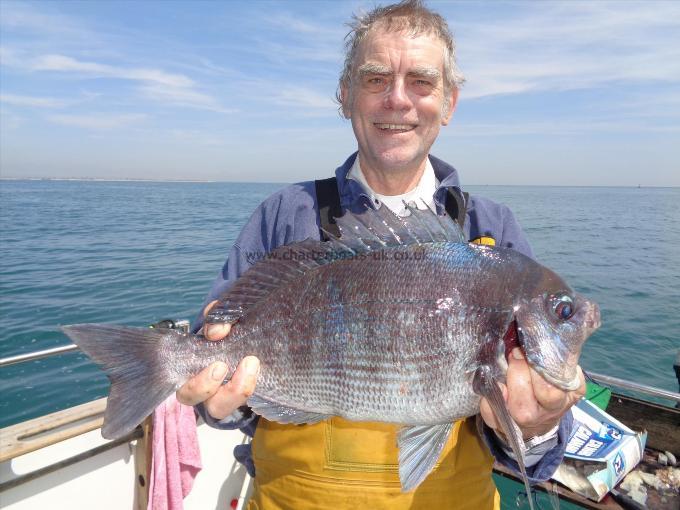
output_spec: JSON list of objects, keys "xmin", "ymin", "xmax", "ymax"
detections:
[{"xmin": 147, "ymin": 394, "xmax": 202, "ymax": 510}]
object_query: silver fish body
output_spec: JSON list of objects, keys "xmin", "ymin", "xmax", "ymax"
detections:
[
  {"xmin": 214, "ymin": 239, "xmax": 597, "ymax": 421},
  {"xmin": 62, "ymin": 205, "xmax": 600, "ymax": 500},
  {"xmin": 223, "ymin": 242, "xmax": 539, "ymax": 425}
]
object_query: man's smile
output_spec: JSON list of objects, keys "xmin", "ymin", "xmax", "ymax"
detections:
[{"xmin": 374, "ymin": 123, "xmax": 417, "ymax": 133}]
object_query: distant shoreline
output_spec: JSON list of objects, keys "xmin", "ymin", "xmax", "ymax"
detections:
[
  {"xmin": 0, "ymin": 177, "xmax": 287, "ymax": 185},
  {"xmin": 1, "ymin": 177, "xmax": 677, "ymax": 188}
]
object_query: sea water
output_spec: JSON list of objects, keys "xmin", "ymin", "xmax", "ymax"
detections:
[{"xmin": 0, "ymin": 180, "xmax": 678, "ymax": 428}]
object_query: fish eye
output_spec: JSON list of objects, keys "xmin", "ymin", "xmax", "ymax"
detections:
[{"xmin": 553, "ymin": 295, "xmax": 574, "ymax": 320}]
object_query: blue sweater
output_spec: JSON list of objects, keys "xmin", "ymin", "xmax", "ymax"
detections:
[{"xmin": 194, "ymin": 152, "xmax": 571, "ymax": 483}]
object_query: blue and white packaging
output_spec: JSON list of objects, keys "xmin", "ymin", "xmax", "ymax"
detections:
[{"xmin": 552, "ymin": 398, "xmax": 647, "ymax": 501}]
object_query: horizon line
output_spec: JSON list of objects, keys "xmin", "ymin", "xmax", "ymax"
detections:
[{"xmin": 1, "ymin": 177, "xmax": 677, "ymax": 189}]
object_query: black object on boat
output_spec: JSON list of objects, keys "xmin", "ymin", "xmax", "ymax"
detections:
[{"xmin": 674, "ymin": 350, "xmax": 680, "ymax": 409}]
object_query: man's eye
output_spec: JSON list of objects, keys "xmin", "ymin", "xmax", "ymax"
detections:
[{"xmin": 363, "ymin": 76, "xmax": 388, "ymax": 91}]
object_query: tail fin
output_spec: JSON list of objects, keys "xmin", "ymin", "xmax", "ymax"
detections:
[{"xmin": 62, "ymin": 324, "xmax": 193, "ymax": 439}]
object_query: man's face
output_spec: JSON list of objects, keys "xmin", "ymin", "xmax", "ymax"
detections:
[{"xmin": 342, "ymin": 29, "xmax": 457, "ymax": 176}]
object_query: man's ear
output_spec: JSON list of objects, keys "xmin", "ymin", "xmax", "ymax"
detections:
[
  {"xmin": 340, "ymin": 83, "xmax": 351, "ymax": 119},
  {"xmin": 441, "ymin": 87, "xmax": 459, "ymax": 126}
]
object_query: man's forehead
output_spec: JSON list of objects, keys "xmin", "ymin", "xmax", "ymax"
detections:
[{"xmin": 356, "ymin": 28, "xmax": 445, "ymax": 68}]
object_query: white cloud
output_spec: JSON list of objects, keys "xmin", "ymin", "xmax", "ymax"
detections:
[
  {"xmin": 47, "ymin": 113, "xmax": 147, "ymax": 130},
  {"xmin": 0, "ymin": 45, "xmax": 22, "ymax": 67},
  {"xmin": 0, "ymin": 93, "xmax": 67, "ymax": 108},
  {"xmin": 445, "ymin": 119, "xmax": 680, "ymax": 138},
  {"xmin": 137, "ymin": 84, "xmax": 236, "ymax": 114},
  {"xmin": 454, "ymin": 1, "xmax": 680, "ymax": 99},
  {"xmin": 0, "ymin": 3, "xmax": 91, "ymax": 39},
  {"xmin": 270, "ymin": 86, "xmax": 336, "ymax": 111},
  {"xmin": 265, "ymin": 12, "xmax": 345, "ymax": 39},
  {"xmin": 19, "ymin": 53, "xmax": 234, "ymax": 113},
  {"xmin": 31, "ymin": 54, "xmax": 194, "ymax": 88},
  {"xmin": 246, "ymin": 11, "xmax": 344, "ymax": 66}
]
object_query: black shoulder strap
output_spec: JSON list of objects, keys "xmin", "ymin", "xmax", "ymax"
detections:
[
  {"xmin": 315, "ymin": 177, "xmax": 342, "ymax": 241},
  {"xmin": 445, "ymin": 188, "xmax": 469, "ymax": 229},
  {"xmin": 315, "ymin": 177, "xmax": 468, "ymax": 240}
]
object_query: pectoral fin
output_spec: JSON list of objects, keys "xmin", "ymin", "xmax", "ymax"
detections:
[
  {"xmin": 473, "ymin": 365, "xmax": 535, "ymax": 510},
  {"xmin": 397, "ymin": 422, "xmax": 453, "ymax": 492},
  {"xmin": 247, "ymin": 394, "xmax": 330, "ymax": 425}
]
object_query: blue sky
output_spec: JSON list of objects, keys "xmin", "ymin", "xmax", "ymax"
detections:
[{"xmin": 1, "ymin": 0, "xmax": 678, "ymax": 186}]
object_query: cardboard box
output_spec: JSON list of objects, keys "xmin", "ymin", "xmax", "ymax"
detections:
[{"xmin": 552, "ymin": 398, "xmax": 647, "ymax": 501}]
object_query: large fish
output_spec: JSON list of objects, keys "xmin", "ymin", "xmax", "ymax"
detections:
[{"xmin": 62, "ymin": 204, "xmax": 600, "ymax": 506}]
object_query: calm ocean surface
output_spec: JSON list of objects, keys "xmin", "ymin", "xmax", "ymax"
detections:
[{"xmin": 1, "ymin": 180, "xmax": 678, "ymax": 428}]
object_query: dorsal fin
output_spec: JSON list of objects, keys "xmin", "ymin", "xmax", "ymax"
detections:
[
  {"xmin": 206, "ymin": 206, "xmax": 465, "ymax": 325},
  {"xmin": 412, "ymin": 201, "xmax": 467, "ymax": 243},
  {"xmin": 330, "ymin": 203, "xmax": 466, "ymax": 252}
]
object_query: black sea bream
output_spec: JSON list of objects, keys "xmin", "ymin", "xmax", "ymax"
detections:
[{"xmin": 63, "ymin": 205, "xmax": 600, "ymax": 504}]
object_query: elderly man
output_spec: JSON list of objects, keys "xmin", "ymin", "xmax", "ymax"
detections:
[{"xmin": 177, "ymin": 1, "xmax": 585, "ymax": 508}]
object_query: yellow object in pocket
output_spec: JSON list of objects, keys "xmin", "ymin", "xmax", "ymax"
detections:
[{"xmin": 470, "ymin": 236, "xmax": 496, "ymax": 246}]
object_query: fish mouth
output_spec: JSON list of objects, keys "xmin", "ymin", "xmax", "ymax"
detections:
[
  {"xmin": 585, "ymin": 303, "xmax": 601, "ymax": 332},
  {"xmin": 503, "ymin": 318, "xmax": 582, "ymax": 391}
]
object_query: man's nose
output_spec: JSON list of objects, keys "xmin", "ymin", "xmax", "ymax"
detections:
[{"xmin": 384, "ymin": 79, "xmax": 411, "ymax": 111}]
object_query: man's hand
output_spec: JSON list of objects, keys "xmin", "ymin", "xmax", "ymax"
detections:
[
  {"xmin": 176, "ymin": 301, "xmax": 260, "ymax": 420},
  {"xmin": 480, "ymin": 347, "xmax": 585, "ymax": 440}
]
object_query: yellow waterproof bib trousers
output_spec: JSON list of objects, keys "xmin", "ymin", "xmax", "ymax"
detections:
[{"xmin": 247, "ymin": 417, "xmax": 500, "ymax": 510}]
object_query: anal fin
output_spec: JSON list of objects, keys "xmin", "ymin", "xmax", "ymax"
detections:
[
  {"xmin": 397, "ymin": 422, "xmax": 453, "ymax": 492},
  {"xmin": 248, "ymin": 394, "xmax": 330, "ymax": 425}
]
